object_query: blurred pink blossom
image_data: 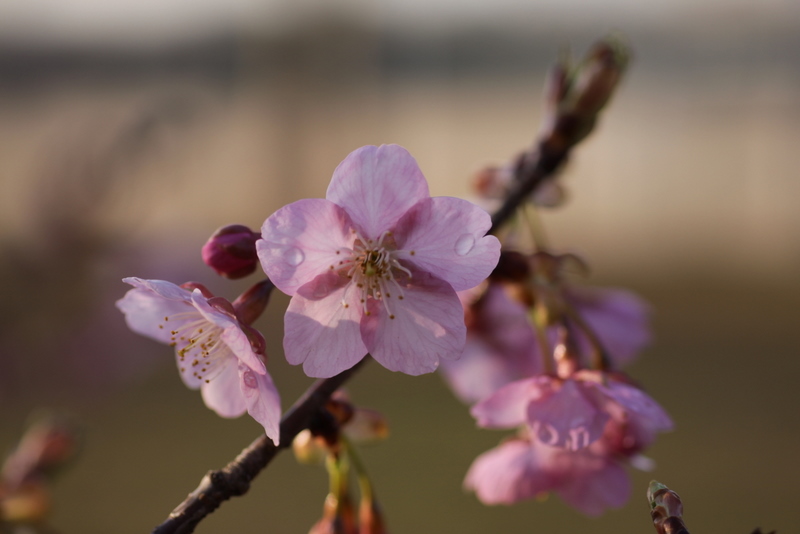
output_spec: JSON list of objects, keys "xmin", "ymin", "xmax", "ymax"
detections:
[
  {"xmin": 565, "ymin": 286, "xmax": 651, "ymax": 368},
  {"xmin": 471, "ymin": 370, "xmax": 672, "ymax": 453},
  {"xmin": 440, "ymin": 281, "xmax": 650, "ymax": 404},
  {"xmin": 464, "ymin": 435, "xmax": 630, "ymax": 516},
  {"xmin": 116, "ymin": 277, "xmax": 281, "ymax": 444},
  {"xmin": 439, "ymin": 284, "xmax": 542, "ymax": 403},
  {"xmin": 465, "ymin": 369, "xmax": 672, "ymax": 514},
  {"xmin": 442, "ymin": 282, "xmax": 650, "ymax": 403},
  {"xmin": 258, "ymin": 144, "xmax": 500, "ymax": 377}
]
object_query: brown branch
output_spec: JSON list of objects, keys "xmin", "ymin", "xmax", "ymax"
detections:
[
  {"xmin": 488, "ymin": 145, "xmax": 567, "ymax": 234},
  {"xmin": 490, "ymin": 36, "xmax": 629, "ymax": 234},
  {"xmin": 151, "ymin": 360, "xmax": 366, "ymax": 534}
]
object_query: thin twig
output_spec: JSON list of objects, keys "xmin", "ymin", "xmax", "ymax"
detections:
[
  {"xmin": 489, "ymin": 146, "xmax": 567, "ymax": 234},
  {"xmin": 151, "ymin": 360, "xmax": 365, "ymax": 534}
]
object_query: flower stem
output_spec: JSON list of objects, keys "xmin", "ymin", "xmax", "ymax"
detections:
[{"xmin": 562, "ymin": 302, "xmax": 610, "ymax": 371}]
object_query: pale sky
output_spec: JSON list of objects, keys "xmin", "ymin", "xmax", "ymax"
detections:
[{"xmin": 0, "ymin": 0, "xmax": 795, "ymax": 47}]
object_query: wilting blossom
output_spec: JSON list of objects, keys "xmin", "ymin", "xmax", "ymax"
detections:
[
  {"xmin": 258, "ymin": 144, "xmax": 500, "ymax": 377},
  {"xmin": 116, "ymin": 277, "xmax": 281, "ymax": 444}
]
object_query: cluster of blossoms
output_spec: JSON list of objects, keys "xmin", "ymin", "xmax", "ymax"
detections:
[
  {"xmin": 439, "ymin": 226, "xmax": 672, "ymax": 515},
  {"xmin": 117, "ymin": 127, "xmax": 671, "ymax": 526},
  {"xmin": 117, "ymin": 144, "xmax": 500, "ymax": 448}
]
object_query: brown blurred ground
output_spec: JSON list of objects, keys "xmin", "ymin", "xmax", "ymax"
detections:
[{"xmin": 1, "ymin": 12, "xmax": 799, "ymax": 534}]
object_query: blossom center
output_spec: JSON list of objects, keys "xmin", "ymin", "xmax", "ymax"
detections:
[
  {"xmin": 161, "ymin": 312, "xmax": 228, "ymax": 383},
  {"xmin": 333, "ymin": 231, "xmax": 412, "ymax": 319}
]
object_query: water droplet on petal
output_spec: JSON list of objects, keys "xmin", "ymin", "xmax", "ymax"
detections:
[
  {"xmin": 454, "ymin": 234, "xmax": 475, "ymax": 256},
  {"xmin": 285, "ymin": 247, "xmax": 305, "ymax": 266},
  {"xmin": 243, "ymin": 370, "xmax": 258, "ymax": 389}
]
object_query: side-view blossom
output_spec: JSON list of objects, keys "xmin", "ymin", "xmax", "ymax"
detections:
[
  {"xmin": 116, "ymin": 277, "xmax": 281, "ymax": 444},
  {"xmin": 439, "ymin": 275, "xmax": 649, "ymax": 405},
  {"xmin": 564, "ymin": 285, "xmax": 651, "ymax": 368},
  {"xmin": 258, "ymin": 144, "xmax": 501, "ymax": 378},
  {"xmin": 439, "ymin": 283, "xmax": 542, "ymax": 404}
]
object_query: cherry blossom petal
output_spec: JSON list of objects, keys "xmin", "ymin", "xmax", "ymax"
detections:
[
  {"xmin": 555, "ymin": 456, "xmax": 630, "ymax": 516},
  {"xmin": 116, "ymin": 286, "xmax": 193, "ymax": 344},
  {"xmin": 478, "ymin": 284, "xmax": 541, "ymax": 365},
  {"xmin": 185, "ymin": 290, "xmax": 265, "ymax": 375},
  {"xmin": 439, "ymin": 339, "xmax": 522, "ymax": 404},
  {"xmin": 201, "ymin": 358, "xmax": 247, "ymax": 418},
  {"xmin": 360, "ymin": 273, "xmax": 464, "ymax": 375},
  {"xmin": 441, "ymin": 284, "xmax": 544, "ymax": 403},
  {"xmin": 283, "ymin": 271, "xmax": 367, "ymax": 377},
  {"xmin": 527, "ymin": 380, "xmax": 609, "ymax": 450},
  {"xmin": 326, "ymin": 145, "xmax": 429, "ymax": 238},
  {"xmin": 122, "ymin": 277, "xmax": 193, "ymax": 304},
  {"xmin": 392, "ymin": 197, "xmax": 500, "ymax": 291},
  {"xmin": 567, "ymin": 286, "xmax": 651, "ymax": 367},
  {"xmin": 464, "ymin": 439, "xmax": 553, "ymax": 505},
  {"xmin": 599, "ymin": 380, "xmax": 673, "ymax": 431},
  {"xmin": 238, "ymin": 363, "xmax": 281, "ymax": 445},
  {"xmin": 471, "ymin": 376, "xmax": 554, "ymax": 429},
  {"xmin": 258, "ymin": 198, "xmax": 355, "ymax": 296}
]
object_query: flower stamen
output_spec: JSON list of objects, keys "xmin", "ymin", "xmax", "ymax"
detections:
[{"xmin": 334, "ymin": 229, "xmax": 412, "ymax": 319}]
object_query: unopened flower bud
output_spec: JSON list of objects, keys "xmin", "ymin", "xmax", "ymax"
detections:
[
  {"xmin": 344, "ymin": 409, "xmax": 389, "ymax": 445},
  {"xmin": 201, "ymin": 224, "xmax": 261, "ymax": 279},
  {"xmin": 359, "ymin": 498, "xmax": 388, "ymax": 534},
  {"xmin": 310, "ymin": 493, "xmax": 358, "ymax": 534},
  {"xmin": 1, "ymin": 414, "xmax": 81, "ymax": 488},
  {"xmin": 293, "ymin": 429, "xmax": 329, "ymax": 465},
  {"xmin": 541, "ymin": 37, "xmax": 629, "ymax": 152},
  {"xmin": 568, "ymin": 39, "xmax": 628, "ymax": 121},
  {"xmin": 0, "ymin": 480, "xmax": 51, "ymax": 523},
  {"xmin": 472, "ymin": 166, "xmax": 511, "ymax": 200},
  {"xmin": 232, "ymin": 280, "xmax": 275, "ymax": 326},
  {"xmin": 648, "ymin": 481, "xmax": 690, "ymax": 534}
]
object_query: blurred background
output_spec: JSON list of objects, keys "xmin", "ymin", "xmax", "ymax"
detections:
[{"xmin": 1, "ymin": 0, "xmax": 799, "ymax": 532}]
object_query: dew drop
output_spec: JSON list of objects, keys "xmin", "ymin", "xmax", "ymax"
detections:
[
  {"xmin": 243, "ymin": 370, "xmax": 258, "ymax": 389},
  {"xmin": 454, "ymin": 234, "xmax": 475, "ymax": 256},
  {"xmin": 285, "ymin": 247, "xmax": 305, "ymax": 266}
]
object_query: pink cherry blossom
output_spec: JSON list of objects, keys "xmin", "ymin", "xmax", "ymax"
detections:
[
  {"xmin": 471, "ymin": 370, "xmax": 672, "ymax": 452},
  {"xmin": 464, "ymin": 436, "xmax": 630, "ymax": 516},
  {"xmin": 438, "ymin": 280, "xmax": 651, "ymax": 404},
  {"xmin": 258, "ymin": 144, "xmax": 501, "ymax": 378},
  {"xmin": 116, "ymin": 277, "xmax": 281, "ymax": 444},
  {"xmin": 439, "ymin": 284, "xmax": 542, "ymax": 403},
  {"xmin": 465, "ymin": 372, "xmax": 671, "ymax": 515},
  {"xmin": 564, "ymin": 286, "xmax": 651, "ymax": 368}
]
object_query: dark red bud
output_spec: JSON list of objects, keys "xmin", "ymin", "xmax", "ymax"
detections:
[
  {"xmin": 232, "ymin": 280, "xmax": 275, "ymax": 326},
  {"xmin": 201, "ymin": 224, "xmax": 261, "ymax": 279}
]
